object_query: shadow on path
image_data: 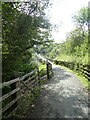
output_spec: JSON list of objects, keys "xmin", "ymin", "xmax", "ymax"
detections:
[{"xmin": 25, "ymin": 65, "xmax": 88, "ymax": 118}]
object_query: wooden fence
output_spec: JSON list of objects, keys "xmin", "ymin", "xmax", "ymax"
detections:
[
  {"xmin": 79, "ymin": 65, "xmax": 90, "ymax": 81},
  {"xmin": 46, "ymin": 60, "xmax": 53, "ymax": 79},
  {"xmin": 54, "ymin": 60, "xmax": 90, "ymax": 81},
  {"xmin": 1, "ymin": 60, "xmax": 53, "ymax": 118}
]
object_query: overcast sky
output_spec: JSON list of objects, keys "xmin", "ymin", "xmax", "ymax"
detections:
[{"xmin": 45, "ymin": 0, "xmax": 89, "ymax": 43}]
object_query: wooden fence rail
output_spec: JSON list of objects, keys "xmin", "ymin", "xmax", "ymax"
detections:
[
  {"xmin": 1, "ymin": 60, "xmax": 53, "ymax": 118},
  {"xmin": 80, "ymin": 66, "xmax": 90, "ymax": 81},
  {"xmin": 54, "ymin": 60, "xmax": 90, "ymax": 81}
]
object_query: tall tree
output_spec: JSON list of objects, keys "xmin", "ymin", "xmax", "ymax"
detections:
[
  {"xmin": 2, "ymin": 1, "xmax": 52, "ymax": 81},
  {"xmin": 72, "ymin": 7, "xmax": 88, "ymax": 37}
]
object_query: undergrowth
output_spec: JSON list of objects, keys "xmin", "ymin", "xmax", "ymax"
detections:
[{"xmin": 13, "ymin": 63, "xmax": 47, "ymax": 118}]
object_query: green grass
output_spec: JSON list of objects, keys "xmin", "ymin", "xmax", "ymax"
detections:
[
  {"xmin": 56, "ymin": 54, "xmax": 88, "ymax": 65},
  {"xmin": 39, "ymin": 64, "xmax": 46, "ymax": 77},
  {"xmin": 39, "ymin": 64, "xmax": 46, "ymax": 71},
  {"xmin": 76, "ymin": 73, "xmax": 89, "ymax": 90}
]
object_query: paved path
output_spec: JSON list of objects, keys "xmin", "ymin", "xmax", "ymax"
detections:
[{"xmin": 26, "ymin": 64, "xmax": 88, "ymax": 118}]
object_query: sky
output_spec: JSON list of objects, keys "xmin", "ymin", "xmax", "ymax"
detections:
[{"xmin": 45, "ymin": 0, "xmax": 89, "ymax": 43}]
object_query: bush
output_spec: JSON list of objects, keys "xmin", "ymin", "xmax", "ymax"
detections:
[{"xmin": 20, "ymin": 62, "xmax": 37, "ymax": 75}]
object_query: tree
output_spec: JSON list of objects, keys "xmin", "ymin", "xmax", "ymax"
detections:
[
  {"xmin": 2, "ymin": 1, "xmax": 52, "ymax": 81},
  {"xmin": 44, "ymin": 7, "xmax": 89, "ymax": 64},
  {"xmin": 72, "ymin": 7, "xmax": 88, "ymax": 38}
]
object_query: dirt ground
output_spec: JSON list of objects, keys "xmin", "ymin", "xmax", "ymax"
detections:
[{"xmin": 25, "ymin": 64, "xmax": 88, "ymax": 119}]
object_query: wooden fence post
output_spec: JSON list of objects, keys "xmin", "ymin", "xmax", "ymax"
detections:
[
  {"xmin": 37, "ymin": 69, "xmax": 40, "ymax": 87},
  {"xmin": 35, "ymin": 68, "xmax": 39, "ymax": 86},
  {"xmin": 16, "ymin": 78, "xmax": 21, "ymax": 106},
  {"xmin": 36, "ymin": 68, "xmax": 40, "ymax": 92},
  {"xmin": 10, "ymin": 82, "xmax": 17, "ymax": 111},
  {"xmin": 46, "ymin": 60, "xmax": 49, "ymax": 80}
]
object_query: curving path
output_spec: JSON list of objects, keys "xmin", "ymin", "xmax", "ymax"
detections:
[{"xmin": 26, "ymin": 64, "xmax": 88, "ymax": 118}]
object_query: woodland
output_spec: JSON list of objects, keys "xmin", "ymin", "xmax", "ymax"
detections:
[{"xmin": 1, "ymin": 1, "xmax": 89, "ymax": 118}]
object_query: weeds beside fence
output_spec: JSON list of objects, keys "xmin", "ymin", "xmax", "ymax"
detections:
[{"xmin": 1, "ymin": 60, "xmax": 53, "ymax": 118}]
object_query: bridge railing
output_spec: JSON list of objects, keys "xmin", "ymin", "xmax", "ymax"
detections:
[{"xmin": 1, "ymin": 60, "xmax": 53, "ymax": 118}]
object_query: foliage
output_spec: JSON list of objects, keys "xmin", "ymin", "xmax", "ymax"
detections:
[
  {"xmin": 14, "ymin": 86, "xmax": 41, "ymax": 118},
  {"xmin": 41, "ymin": 7, "xmax": 89, "ymax": 89},
  {"xmin": 72, "ymin": 7, "xmax": 88, "ymax": 29},
  {"xmin": 39, "ymin": 63, "xmax": 46, "ymax": 77},
  {"xmin": 43, "ymin": 7, "xmax": 88, "ymax": 66},
  {"xmin": 2, "ymin": 1, "xmax": 52, "ymax": 82}
]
